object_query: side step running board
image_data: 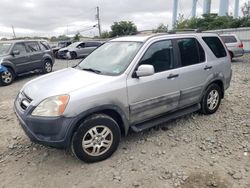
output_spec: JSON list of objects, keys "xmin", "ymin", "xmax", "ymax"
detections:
[{"xmin": 130, "ymin": 104, "xmax": 200, "ymax": 133}]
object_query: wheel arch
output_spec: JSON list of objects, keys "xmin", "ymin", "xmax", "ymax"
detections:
[
  {"xmin": 202, "ymin": 79, "xmax": 225, "ymax": 99},
  {"xmin": 1, "ymin": 62, "xmax": 16, "ymax": 74},
  {"xmin": 67, "ymin": 105, "xmax": 130, "ymax": 147}
]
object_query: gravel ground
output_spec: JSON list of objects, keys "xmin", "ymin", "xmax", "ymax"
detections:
[{"xmin": 0, "ymin": 56, "xmax": 249, "ymax": 188}]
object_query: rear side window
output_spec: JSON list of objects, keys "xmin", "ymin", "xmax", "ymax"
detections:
[
  {"xmin": 26, "ymin": 42, "xmax": 40, "ymax": 52},
  {"xmin": 177, "ymin": 38, "xmax": 205, "ymax": 67},
  {"xmin": 139, "ymin": 40, "xmax": 174, "ymax": 73},
  {"xmin": 40, "ymin": 41, "xmax": 50, "ymax": 50},
  {"xmin": 220, "ymin": 36, "xmax": 237, "ymax": 43},
  {"xmin": 202, "ymin": 37, "xmax": 227, "ymax": 58}
]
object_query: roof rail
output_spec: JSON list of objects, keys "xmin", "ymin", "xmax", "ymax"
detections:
[{"xmin": 168, "ymin": 29, "xmax": 202, "ymax": 34}]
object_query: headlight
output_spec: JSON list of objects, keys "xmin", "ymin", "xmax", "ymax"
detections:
[{"xmin": 32, "ymin": 95, "xmax": 69, "ymax": 117}]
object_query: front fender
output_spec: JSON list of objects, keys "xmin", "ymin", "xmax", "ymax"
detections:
[
  {"xmin": 64, "ymin": 104, "xmax": 130, "ymax": 147},
  {"xmin": 1, "ymin": 61, "xmax": 16, "ymax": 73},
  {"xmin": 0, "ymin": 64, "xmax": 7, "ymax": 73}
]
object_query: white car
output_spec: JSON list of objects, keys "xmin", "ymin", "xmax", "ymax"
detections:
[{"xmin": 57, "ymin": 41, "xmax": 103, "ymax": 59}]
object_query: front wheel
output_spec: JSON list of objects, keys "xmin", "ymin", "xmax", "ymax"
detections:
[
  {"xmin": 72, "ymin": 114, "xmax": 121, "ymax": 163},
  {"xmin": 0, "ymin": 68, "xmax": 15, "ymax": 86},
  {"xmin": 200, "ymin": 83, "xmax": 222, "ymax": 115},
  {"xmin": 70, "ymin": 51, "xmax": 77, "ymax": 59}
]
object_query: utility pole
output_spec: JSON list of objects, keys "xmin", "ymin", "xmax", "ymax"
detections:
[
  {"xmin": 11, "ymin": 25, "xmax": 16, "ymax": 38},
  {"xmin": 172, "ymin": 0, "xmax": 178, "ymax": 29},
  {"xmin": 96, "ymin": 6, "xmax": 101, "ymax": 37}
]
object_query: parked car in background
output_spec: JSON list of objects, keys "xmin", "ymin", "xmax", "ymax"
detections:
[
  {"xmin": 0, "ymin": 40, "xmax": 54, "ymax": 86},
  {"xmin": 220, "ymin": 34, "xmax": 244, "ymax": 60},
  {"xmin": 57, "ymin": 41, "xmax": 103, "ymax": 59},
  {"xmin": 14, "ymin": 32, "xmax": 232, "ymax": 162},
  {"xmin": 52, "ymin": 41, "xmax": 72, "ymax": 58}
]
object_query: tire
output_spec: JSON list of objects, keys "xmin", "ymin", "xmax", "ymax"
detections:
[
  {"xmin": 0, "ymin": 68, "xmax": 15, "ymax": 86},
  {"xmin": 72, "ymin": 114, "xmax": 121, "ymax": 163},
  {"xmin": 70, "ymin": 51, "xmax": 77, "ymax": 59},
  {"xmin": 229, "ymin": 51, "xmax": 233, "ymax": 61},
  {"xmin": 43, "ymin": 59, "xmax": 53, "ymax": 74},
  {"xmin": 200, "ymin": 83, "xmax": 222, "ymax": 115}
]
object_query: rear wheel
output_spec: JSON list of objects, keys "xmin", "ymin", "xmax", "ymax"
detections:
[
  {"xmin": 200, "ymin": 84, "xmax": 222, "ymax": 115},
  {"xmin": 0, "ymin": 68, "xmax": 15, "ymax": 86},
  {"xmin": 229, "ymin": 51, "xmax": 233, "ymax": 61},
  {"xmin": 43, "ymin": 59, "xmax": 53, "ymax": 74},
  {"xmin": 72, "ymin": 114, "xmax": 121, "ymax": 163}
]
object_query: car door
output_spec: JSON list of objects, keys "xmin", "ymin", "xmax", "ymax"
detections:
[
  {"xmin": 76, "ymin": 42, "xmax": 86, "ymax": 57},
  {"xmin": 25, "ymin": 41, "xmax": 43, "ymax": 69},
  {"xmin": 174, "ymin": 37, "xmax": 208, "ymax": 107},
  {"xmin": 127, "ymin": 39, "xmax": 181, "ymax": 124},
  {"xmin": 10, "ymin": 42, "xmax": 30, "ymax": 73},
  {"xmin": 83, "ymin": 42, "xmax": 99, "ymax": 56}
]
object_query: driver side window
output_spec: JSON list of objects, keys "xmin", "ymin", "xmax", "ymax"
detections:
[
  {"xmin": 12, "ymin": 43, "xmax": 27, "ymax": 55},
  {"xmin": 78, "ymin": 43, "xmax": 85, "ymax": 48},
  {"xmin": 139, "ymin": 40, "xmax": 174, "ymax": 73}
]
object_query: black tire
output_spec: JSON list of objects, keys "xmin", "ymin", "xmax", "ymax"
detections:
[
  {"xmin": 42, "ymin": 59, "xmax": 53, "ymax": 74},
  {"xmin": 70, "ymin": 51, "xmax": 77, "ymax": 59},
  {"xmin": 72, "ymin": 114, "xmax": 121, "ymax": 163},
  {"xmin": 200, "ymin": 83, "xmax": 222, "ymax": 115},
  {"xmin": 0, "ymin": 67, "xmax": 15, "ymax": 86},
  {"xmin": 229, "ymin": 51, "xmax": 233, "ymax": 61}
]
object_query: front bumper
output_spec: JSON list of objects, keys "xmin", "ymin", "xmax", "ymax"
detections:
[
  {"xmin": 57, "ymin": 51, "xmax": 68, "ymax": 59},
  {"xmin": 14, "ymin": 93, "xmax": 74, "ymax": 148}
]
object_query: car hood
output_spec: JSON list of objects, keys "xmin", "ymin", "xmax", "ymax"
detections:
[{"xmin": 22, "ymin": 68, "xmax": 113, "ymax": 102}]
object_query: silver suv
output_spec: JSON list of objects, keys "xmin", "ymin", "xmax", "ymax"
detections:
[
  {"xmin": 220, "ymin": 34, "xmax": 244, "ymax": 60},
  {"xmin": 14, "ymin": 32, "xmax": 232, "ymax": 163}
]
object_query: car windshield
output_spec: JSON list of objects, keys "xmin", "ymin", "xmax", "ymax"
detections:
[
  {"xmin": 0, "ymin": 43, "xmax": 12, "ymax": 55},
  {"xmin": 77, "ymin": 41, "xmax": 142, "ymax": 75},
  {"xmin": 67, "ymin": 42, "xmax": 81, "ymax": 48}
]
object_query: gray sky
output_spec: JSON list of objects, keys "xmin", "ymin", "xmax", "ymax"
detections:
[{"xmin": 0, "ymin": 0, "xmax": 248, "ymax": 38}]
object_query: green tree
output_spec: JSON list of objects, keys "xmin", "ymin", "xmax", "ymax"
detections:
[
  {"xmin": 73, "ymin": 32, "xmax": 81, "ymax": 42},
  {"xmin": 57, "ymin": 35, "xmax": 70, "ymax": 41},
  {"xmin": 153, "ymin": 23, "xmax": 168, "ymax": 33},
  {"xmin": 110, "ymin": 21, "xmax": 137, "ymax": 37},
  {"xmin": 100, "ymin": 31, "xmax": 111, "ymax": 38},
  {"xmin": 177, "ymin": 14, "xmax": 250, "ymax": 30}
]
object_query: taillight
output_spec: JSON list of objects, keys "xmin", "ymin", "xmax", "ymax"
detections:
[{"xmin": 239, "ymin": 42, "xmax": 243, "ymax": 48}]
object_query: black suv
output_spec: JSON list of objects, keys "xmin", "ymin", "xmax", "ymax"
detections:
[{"xmin": 0, "ymin": 40, "xmax": 55, "ymax": 86}]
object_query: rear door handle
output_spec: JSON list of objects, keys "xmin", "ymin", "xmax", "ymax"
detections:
[
  {"xmin": 204, "ymin": 66, "xmax": 213, "ymax": 70},
  {"xmin": 167, "ymin": 73, "xmax": 179, "ymax": 79}
]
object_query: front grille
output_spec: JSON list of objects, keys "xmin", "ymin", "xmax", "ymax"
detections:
[{"xmin": 19, "ymin": 92, "xmax": 33, "ymax": 110}]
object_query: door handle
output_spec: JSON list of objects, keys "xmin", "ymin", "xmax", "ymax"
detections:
[
  {"xmin": 167, "ymin": 73, "xmax": 179, "ymax": 79},
  {"xmin": 204, "ymin": 66, "xmax": 213, "ymax": 70}
]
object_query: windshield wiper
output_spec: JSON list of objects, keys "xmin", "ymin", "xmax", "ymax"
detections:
[{"xmin": 82, "ymin": 68, "xmax": 102, "ymax": 74}]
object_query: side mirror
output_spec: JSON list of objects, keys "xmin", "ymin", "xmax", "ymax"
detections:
[
  {"xmin": 12, "ymin": 50, "xmax": 20, "ymax": 56},
  {"xmin": 135, "ymin": 64, "xmax": 155, "ymax": 78}
]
